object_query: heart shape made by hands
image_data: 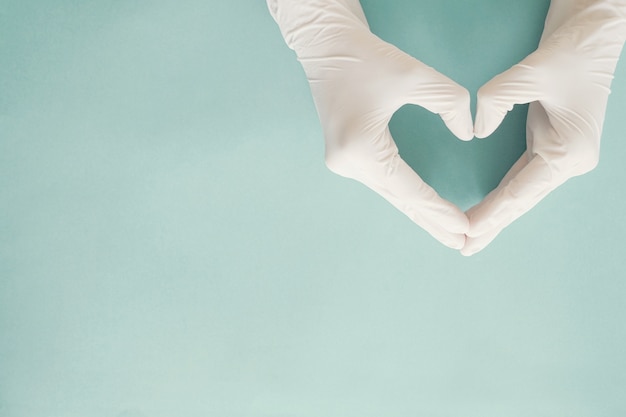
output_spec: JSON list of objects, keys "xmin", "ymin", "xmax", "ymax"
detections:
[{"xmin": 268, "ymin": 0, "xmax": 626, "ymax": 255}]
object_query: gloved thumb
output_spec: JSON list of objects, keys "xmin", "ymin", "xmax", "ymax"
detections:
[{"xmin": 475, "ymin": 61, "xmax": 546, "ymax": 139}]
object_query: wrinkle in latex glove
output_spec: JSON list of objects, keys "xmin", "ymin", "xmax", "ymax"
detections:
[
  {"xmin": 267, "ymin": 0, "xmax": 474, "ymax": 249},
  {"xmin": 464, "ymin": 0, "xmax": 626, "ymax": 256}
]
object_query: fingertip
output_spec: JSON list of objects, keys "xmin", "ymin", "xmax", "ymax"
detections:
[
  {"xmin": 473, "ymin": 110, "xmax": 502, "ymax": 139},
  {"xmin": 452, "ymin": 129, "xmax": 474, "ymax": 142},
  {"xmin": 430, "ymin": 223, "xmax": 469, "ymax": 250},
  {"xmin": 445, "ymin": 113, "xmax": 475, "ymax": 141},
  {"xmin": 445, "ymin": 233, "xmax": 467, "ymax": 250},
  {"xmin": 474, "ymin": 130, "xmax": 490, "ymax": 140},
  {"xmin": 463, "ymin": 223, "xmax": 504, "ymax": 256},
  {"xmin": 474, "ymin": 129, "xmax": 495, "ymax": 140},
  {"xmin": 459, "ymin": 127, "xmax": 475, "ymax": 141},
  {"xmin": 460, "ymin": 237, "xmax": 484, "ymax": 257},
  {"xmin": 460, "ymin": 235, "xmax": 476, "ymax": 257}
]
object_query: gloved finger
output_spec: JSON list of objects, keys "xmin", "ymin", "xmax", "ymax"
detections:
[
  {"xmin": 359, "ymin": 154, "xmax": 469, "ymax": 249},
  {"xmin": 475, "ymin": 60, "xmax": 548, "ymax": 139},
  {"xmin": 463, "ymin": 150, "xmax": 531, "ymax": 247},
  {"xmin": 461, "ymin": 227, "xmax": 502, "ymax": 257},
  {"xmin": 461, "ymin": 154, "xmax": 555, "ymax": 256},
  {"xmin": 420, "ymin": 218, "xmax": 468, "ymax": 250},
  {"xmin": 491, "ymin": 150, "xmax": 532, "ymax": 196},
  {"xmin": 403, "ymin": 65, "xmax": 474, "ymax": 141}
]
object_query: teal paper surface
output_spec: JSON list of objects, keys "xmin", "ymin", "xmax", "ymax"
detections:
[{"xmin": 1, "ymin": 0, "xmax": 625, "ymax": 416}]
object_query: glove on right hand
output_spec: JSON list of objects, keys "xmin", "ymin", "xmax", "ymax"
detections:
[{"xmin": 463, "ymin": 0, "xmax": 626, "ymax": 256}]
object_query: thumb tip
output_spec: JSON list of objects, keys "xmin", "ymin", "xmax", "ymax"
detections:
[
  {"xmin": 460, "ymin": 241, "xmax": 481, "ymax": 257},
  {"xmin": 460, "ymin": 242, "xmax": 476, "ymax": 256}
]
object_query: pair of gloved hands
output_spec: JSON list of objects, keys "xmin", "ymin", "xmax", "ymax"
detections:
[{"xmin": 268, "ymin": 0, "xmax": 626, "ymax": 255}]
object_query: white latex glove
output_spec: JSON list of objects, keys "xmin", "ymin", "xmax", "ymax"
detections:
[
  {"xmin": 267, "ymin": 0, "xmax": 474, "ymax": 249},
  {"xmin": 463, "ymin": 0, "xmax": 626, "ymax": 256}
]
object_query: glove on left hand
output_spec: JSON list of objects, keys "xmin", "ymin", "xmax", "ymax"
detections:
[{"xmin": 268, "ymin": 0, "xmax": 474, "ymax": 249}]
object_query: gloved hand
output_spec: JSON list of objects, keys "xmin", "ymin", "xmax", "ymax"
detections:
[
  {"xmin": 463, "ymin": 0, "xmax": 626, "ymax": 256},
  {"xmin": 267, "ymin": 0, "xmax": 474, "ymax": 249}
]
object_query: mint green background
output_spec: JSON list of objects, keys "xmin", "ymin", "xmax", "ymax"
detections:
[{"xmin": 1, "ymin": 1, "xmax": 626, "ymax": 416}]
